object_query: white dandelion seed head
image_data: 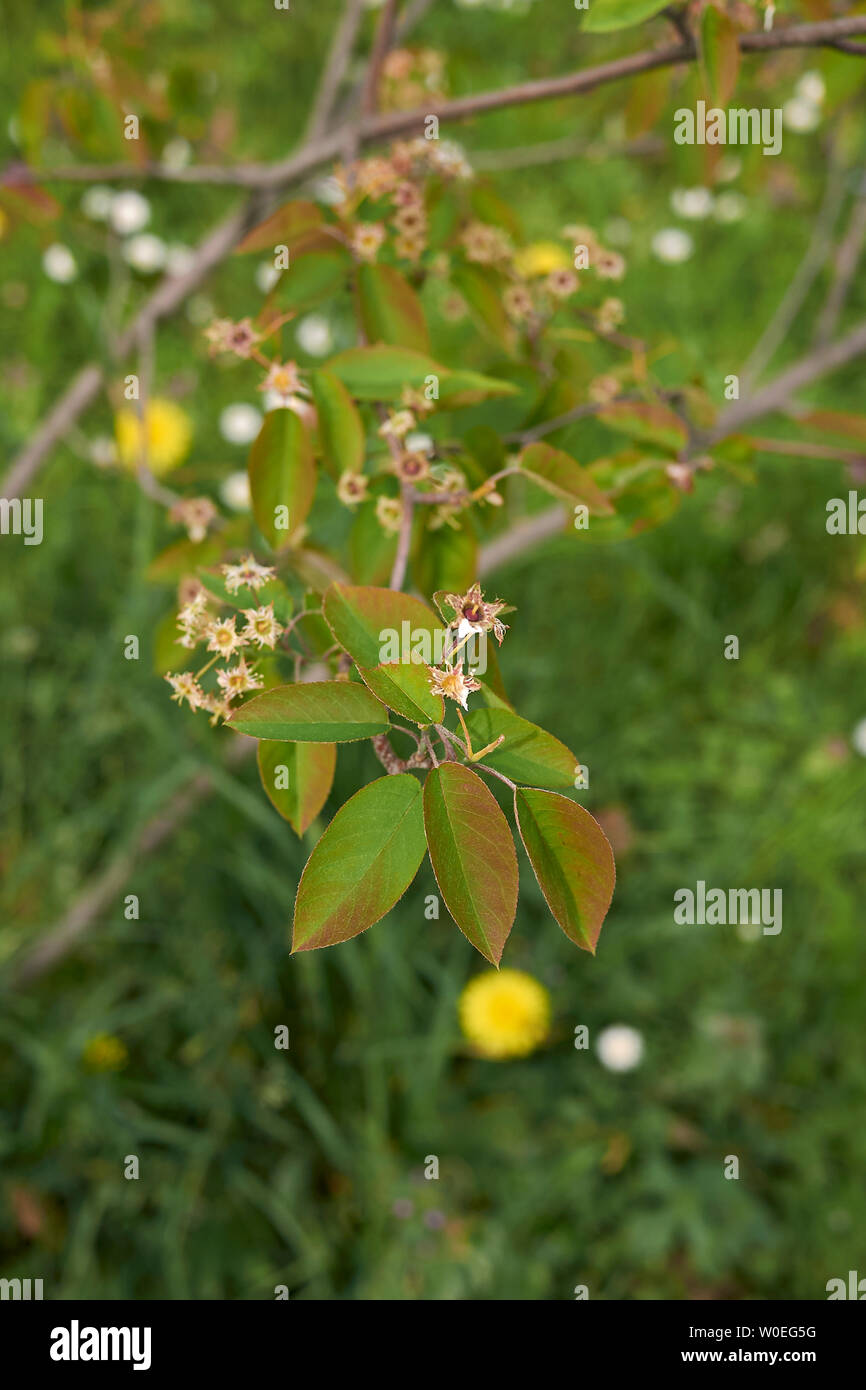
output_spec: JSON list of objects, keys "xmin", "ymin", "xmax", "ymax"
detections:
[
  {"xmin": 796, "ymin": 72, "xmax": 825, "ymax": 106},
  {"xmin": 42, "ymin": 243, "xmax": 78, "ymax": 283},
  {"xmin": 255, "ymin": 261, "xmax": 281, "ymax": 294},
  {"xmin": 220, "ymin": 471, "xmax": 252, "ymax": 512},
  {"xmin": 713, "ymin": 192, "xmax": 747, "ymax": 224},
  {"xmin": 80, "ymin": 185, "xmax": 113, "ymax": 221},
  {"xmin": 783, "ymin": 97, "xmax": 821, "ymax": 134},
  {"xmin": 109, "ymin": 190, "xmax": 151, "ymax": 235},
  {"xmin": 122, "ymin": 233, "xmax": 167, "ymax": 273},
  {"xmin": 596, "ymin": 1024, "xmax": 644, "ymax": 1072},
  {"xmin": 670, "ymin": 187, "xmax": 714, "ymax": 221},
  {"xmin": 295, "ymin": 314, "xmax": 333, "ymax": 357},
  {"xmin": 219, "ymin": 403, "xmax": 263, "ymax": 445},
  {"xmin": 651, "ymin": 228, "xmax": 694, "ymax": 264},
  {"xmin": 161, "ymin": 137, "xmax": 193, "ymax": 171}
]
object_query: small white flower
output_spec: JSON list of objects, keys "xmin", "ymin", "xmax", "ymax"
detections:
[
  {"xmin": 796, "ymin": 71, "xmax": 825, "ymax": 106},
  {"xmin": 651, "ymin": 228, "xmax": 694, "ymax": 264},
  {"xmin": 165, "ymin": 243, "xmax": 196, "ymax": 277},
  {"xmin": 80, "ymin": 185, "xmax": 113, "ymax": 221},
  {"xmin": 312, "ymin": 175, "xmax": 346, "ymax": 207},
  {"xmin": 406, "ymin": 431, "xmax": 434, "ymax": 456},
  {"xmin": 851, "ymin": 718, "xmax": 866, "ymax": 757},
  {"xmin": 596, "ymin": 1024, "xmax": 644, "ymax": 1072},
  {"xmin": 122, "ymin": 233, "xmax": 167, "ymax": 273},
  {"xmin": 42, "ymin": 243, "xmax": 78, "ymax": 284},
  {"xmin": 161, "ymin": 137, "xmax": 193, "ymax": 170},
  {"xmin": 89, "ymin": 435, "xmax": 118, "ymax": 468},
  {"xmin": 109, "ymin": 190, "xmax": 151, "ymax": 235},
  {"xmin": 220, "ymin": 471, "xmax": 252, "ymax": 512},
  {"xmin": 715, "ymin": 156, "xmax": 742, "ymax": 183},
  {"xmin": 783, "ymin": 98, "xmax": 821, "ymax": 134},
  {"xmin": 670, "ymin": 187, "xmax": 714, "ymax": 220},
  {"xmin": 255, "ymin": 261, "xmax": 281, "ymax": 293},
  {"xmin": 295, "ymin": 314, "xmax": 332, "ymax": 357},
  {"xmin": 713, "ymin": 192, "xmax": 747, "ymax": 224},
  {"xmin": 219, "ymin": 403, "xmax": 262, "ymax": 445}
]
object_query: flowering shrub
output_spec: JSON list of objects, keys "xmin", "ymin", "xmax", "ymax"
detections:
[{"xmin": 157, "ymin": 137, "xmax": 741, "ymax": 960}]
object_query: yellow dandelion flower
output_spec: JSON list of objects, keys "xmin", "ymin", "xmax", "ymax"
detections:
[
  {"xmin": 513, "ymin": 241, "xmax": 571, "ymax": 279},
  {"xmin": 459, "ymin": 969, "xmax": 550, "ymax": 1059},
  {"xmin": 82, "ymin": 1033, "xmax": 129, "ymax": 1072},
  {"xmin": 115, "ymin": 398, "xmax": 193, "ymax": 476}
]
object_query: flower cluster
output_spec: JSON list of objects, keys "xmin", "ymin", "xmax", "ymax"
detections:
[
  {"xmin": 165, "ymin": 556, "xmax": 283, "ymax": 724},
  {"xmin": 426, "ymin": 583, "xmax": 509, "ymax": 712},
  {"xmin": 338, "ymin": 137, "xmax": 472, "ymax": 268},
  {"xmin": 379, "ymin": 47, "xmax": 447, "ymax": 113}
]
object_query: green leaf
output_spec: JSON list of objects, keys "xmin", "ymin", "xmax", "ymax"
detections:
[
  {"xmin": 248, "ymin": 408, "xmax": 316, "ymax": 550},
  {"xmin": 257, "ymin": 740, "xmax": 336, "ymax": 834},
  {"xmin": 514, "ymin": 788, "xmax": 615, "ymax": 953},
  {"xmin": 292, "ymin": 774, "xmax": 426, "ymax": 951},
  {"xmin": 324, "ymin": 345, "xmax": 518, "ymax": 406},
  {"xmin": 423, "ymin": 762, "xmax": 518, "ymax": 965},
  {"xmin": 359, "ymin": 661, "xmax": 443, "ymax": 725},
  {"xmin": 451, "ymin": 265, "xmax": 517, "ymax": 352},
  {"xmin": 464, "ymin": 708, "xmax": 578, "ymax": 789},
  {"xmin": 520, "ymin": 442, "xmax": 615, "ymax": 515},
  {"xmin": 700, "ymin": 6, "xmax": 740, "ymax": 108},
  {"xmin": 323, "ymin": 582, "xmax": 445, "ymax": 669},
  {"xmin": 413, "ymin": 518, "xmax": 478, "ymax": 598},
  {"xmin": 311, "ymin": 370, "xmax": 365, "ymax": 480},
  {"xmin": 228, "ymin": 681, "xmax": 389, "ymax": 741},
  {"xmin": 325, "ymin": 345, "xmax": 440, "ymax": 399},
  {"xmin": 235, "ymin": 199, "xmax": 325, "ymax": 255},
  {"xmin": 357, "ymin": 263, "xmax": 431, "ymax": 353},
  {"xmin": 277, "ymin": 249, "xmax": 349, "ymax": 313},
  {"xmin": 349, "ymin": 486, "xmax": 398, "ymax": 585},
  {"xmin": 583, "ymin": 0, "xmax": 669, "ymax": 34},
  {"xmin": 597, "ymin": 400, "xmax": 687, "ymax": 454},
  {"xmin": 436, "ymin": 368, "xmax": 519, "ymax": 406}
]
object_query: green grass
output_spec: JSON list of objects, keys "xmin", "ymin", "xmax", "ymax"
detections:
[{"xmin": 2, "ymin": 1, "xmax": 865, "ymax": 1300}]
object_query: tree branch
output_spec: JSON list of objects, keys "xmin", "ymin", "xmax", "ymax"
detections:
[{"xmin": 6, "ymin": 15, "xmax": 866, "ymax": 502}]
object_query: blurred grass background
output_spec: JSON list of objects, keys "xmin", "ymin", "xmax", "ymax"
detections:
[{"xmin": 1, "ymin": 0, "xmax": 865, "ymax": 1299}]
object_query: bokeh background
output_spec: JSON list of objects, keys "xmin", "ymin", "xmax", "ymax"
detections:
[{"xmin": 2, "ymin": 0, "xmax": 865, "ymax": 1299}]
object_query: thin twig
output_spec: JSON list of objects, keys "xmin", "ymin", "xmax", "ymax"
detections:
[
  {"xmin": 815, "ymin": 170, "xmax": 866, "ymax": 345},
  {"xmin": 361, "ymin": 0, "xmax": 399, "ymax": 117}
]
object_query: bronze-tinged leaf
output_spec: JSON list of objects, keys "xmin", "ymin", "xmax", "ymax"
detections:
[
  {"xmin": 357, "ymin": 263, "xmax": 431, "ymax": 353},
  {"xmin": 423, "ymin": 762, "xmax": 518, "ymax": 965},
  {"xmin": 292, "ymin": 774, "xmax": 426, "ymax": 951},
  {"xmin": 257, "ymin": 740, "xmax": 336, "ymax": 834},
  {"xmin": 520, "ymin": 442, "xmax": 615, "ymax": 515},
  {"xmin": 514, "ymin": 788, "xmax": 615, "ymax": 954},
  {"xmin": 700, "ymin": 6, "xmax": 740, "ymax": 108},
  {"xmin": 235, "ymin": 199, "xmax": 325, "ymax": 255}
]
